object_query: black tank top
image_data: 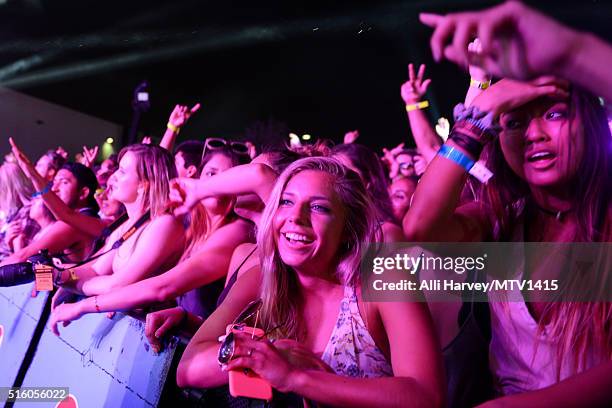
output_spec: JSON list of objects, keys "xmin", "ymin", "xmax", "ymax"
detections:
[
  {"xmin": 216, "ymin": 246, "xmax": 258, "ymax": 307},
  {"xmin": 442, "ymin": 269, "xmax": 494, "ymax": 407}
]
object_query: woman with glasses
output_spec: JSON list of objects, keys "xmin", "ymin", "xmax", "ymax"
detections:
[
  {"xmin": 177, "ymin": 157, "xmax": 445, "ymax": 407},
  {"xmin": 200, "ymin": 138, "xmax": 251, "ymax": 177}
]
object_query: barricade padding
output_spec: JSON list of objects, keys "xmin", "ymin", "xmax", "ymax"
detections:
[
  {"xmin": 0, "ymin": 284, "xmax": 48, "ymax": 388},
  {"xmin": 0, "ymin": 285, "xmax": 178, "ymax": 408}
]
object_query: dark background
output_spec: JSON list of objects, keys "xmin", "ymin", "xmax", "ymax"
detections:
[{"xmin": 1, "ymin": 0, "xmax": 610, "ymax": 151}]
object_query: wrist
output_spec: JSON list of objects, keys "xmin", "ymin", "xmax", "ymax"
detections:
[
  {"xmin": 80, "ymin": 298, "xmax": 94, "ymax": 314},
  {"xmin": 286, "ymin": 368, "xmax": 308, "ymax": 393},
  {"xmin": 403, "ymin": 96, "xmax": 421, "ymax": 105},
  {"xmin": 167, "ymin": 122, "xmax": 180, "ymax": 133},
  {"xmin": 469, "ymin": 70, "xmax": 491, "ymax": 84},
  {"xmin": 554, "ymin": 29, "xmax": 585, "ymax": 79},
  {"xmin": 405, "ymin": 100, "xmax": 429, "ymax": 112},
  {"xmin": 469, "ymin": 78, "xmax": 492, "ymax": 90},
  {"xmin": 93, "ymin": 295, "xmax": 101, "ymax": 313},
  {"xmin": 53, "ymin": 268, "xmax": 67, "ymax": 286},
  {"xmin": 31, "ymin": 183, "xmax": 52, "ymax": 198}
]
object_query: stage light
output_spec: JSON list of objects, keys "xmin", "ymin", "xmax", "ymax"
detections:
[
  {"xmin": 302, "ymin": 134, "xmax": 311, "ymax": 140},
  {"xmin": 106, "ymin": 137, "xmax": 114, "ymax": 144}
]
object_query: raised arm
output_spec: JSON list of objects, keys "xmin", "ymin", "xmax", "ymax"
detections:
[
  {"xmin": 159, "ymin": 103, "xmax": 200, "ymax": 151},
  {"xmin": 464, "ymin": 39, "xmax": 492, "ymax": 108},
  {"xmin": 404, "ymin": 78, "xmax": 567, "ymax": 242},
  {"xmin": 49, "ymin": 219, "xmax": 252, "ymax": 333},
  {"xmin": 9, "ymin": 138, "xmax": 106, "ymax": 238},
  {"xmin": 400, "ymin": 64, "xmax": 442, "ymax": 163},
  {"xmin": 171, "ymin": 162, "xmax": 279, "ymax": 215},
  {"xmin": 420, "ymin": 0, "xmax": 612, "ymax": 102}
]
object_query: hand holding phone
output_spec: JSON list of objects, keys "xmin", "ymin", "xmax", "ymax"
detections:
[{"xmin": 219, "ymin": 324, "xmax": 273, "ymax": 401}]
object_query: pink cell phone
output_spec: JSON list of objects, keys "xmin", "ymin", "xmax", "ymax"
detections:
[{"xmin": 227, "ymin": 326, "xmax": 273, "ymax": 401}]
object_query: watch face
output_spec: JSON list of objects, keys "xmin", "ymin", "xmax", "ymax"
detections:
[{"xmin": 217, "ymin": 331, "xmax": 235, "ymax": 364}]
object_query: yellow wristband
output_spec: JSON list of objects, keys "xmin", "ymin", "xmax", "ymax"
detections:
[
  {"xmin": 470, "ymin": 78, "xmax": 491, "ymax": 90},
  {"xmin": 167, "ymin": 122, "xmax": 180, "ymax": 133},
  {"xmin": 69, "ymin": 268, "xmax": 79, "ymax": 282},
  {"xmin": 405, "ymin": 100, "xmax": 429, "ymax": 112}
]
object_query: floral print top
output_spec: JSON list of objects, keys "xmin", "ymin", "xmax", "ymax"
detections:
[{"xmin": 321, "ymin": 286, "xmax": 393, "ymax": 378}]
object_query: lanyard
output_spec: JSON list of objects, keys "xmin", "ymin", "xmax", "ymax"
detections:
[{"xmin": 55, "ymin": 210, "xmax": 151, "ymax": 271}]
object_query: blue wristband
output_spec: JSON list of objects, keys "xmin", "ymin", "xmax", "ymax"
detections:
[
  {"xmin": 32, "ymin": 183, "xmax": 52, "ymax": 198},
  {"xmin": 437, "ymin": 144, "xmax": 475, "ymax": 172}
]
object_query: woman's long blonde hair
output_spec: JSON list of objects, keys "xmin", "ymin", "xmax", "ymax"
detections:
[
  {"xmin": 118, "ymin": 144, "xmax": 176, "ymax": 218},
  {"xmin": 256, "ymin": 157, "xmax": 379, "ymax": 339},
  {"xmin": 0, "ymin": 162, "xmax": 34, "ymax": 217}
]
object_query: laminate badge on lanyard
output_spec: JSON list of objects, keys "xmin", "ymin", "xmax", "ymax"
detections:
[{"xmin": 34, "ymin": 264, "xmax": 54, "ymax": 291}]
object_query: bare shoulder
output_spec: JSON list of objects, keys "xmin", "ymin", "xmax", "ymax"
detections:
[
  {"xmin": 139, "ymin": 214, "xmax": 184, "ymax": 241},
  {"xmin": 149, "ymin": 213, "xmax": 183, "ymax": 230},
  {"xmin": 232, "ymin": 242, "xmax": 258, "ymax": 259}
]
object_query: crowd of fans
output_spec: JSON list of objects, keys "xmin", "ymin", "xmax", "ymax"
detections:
[{"xmin": 1, "ymin": 2, "xmax": 611, "ymax": 407}]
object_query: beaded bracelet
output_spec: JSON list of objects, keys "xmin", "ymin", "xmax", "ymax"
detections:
[
  {"xmin": 450, "ymin": 130, "xmax": 484, "ymax": 158},
  {"xmin": 453, "ymin": 103, "xmax": 501, "ymax": 144}
]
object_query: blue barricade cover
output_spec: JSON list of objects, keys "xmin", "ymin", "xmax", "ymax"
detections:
[
  {"xmin": 20, "ymin": 311, "xmax": 177, "ymax": 408},
  {"xmin": 0, "ymin": 284, "xmax": 48, "ymax": 388},
  {"xmin": 0, "ymin": 284, "xmax": 178, "ymax": 408}
]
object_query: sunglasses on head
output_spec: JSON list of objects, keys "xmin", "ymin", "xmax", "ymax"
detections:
[{"xmin": 204, "ymin": 138, "xmax": 250, "ymax": 157}]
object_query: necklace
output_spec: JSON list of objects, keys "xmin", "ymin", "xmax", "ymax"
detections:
[{"xmin": 532, "ymin": 202, "xmax": 573, "ymax": 221}]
